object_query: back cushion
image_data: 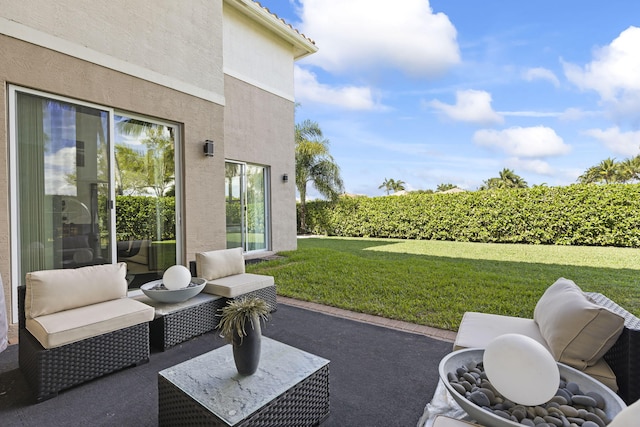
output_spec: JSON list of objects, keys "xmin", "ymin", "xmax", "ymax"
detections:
[
  {"xmin": 26, "ymin": 263, "xmax": 128, "ymax": 319},
  {"xmin": 196, "ymin": 247, "xmax": 245, "ymax": 280},
  {"xmin": 533, "ymin": 278, "xmax": 625, "ymax": 370}
]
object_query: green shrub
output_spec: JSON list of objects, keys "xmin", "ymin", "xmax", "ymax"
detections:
[
  {"xmin": 300, "ymin": 184, "xmax": 640, "ymax": 247},
  {"xmin": 115, "ymin": 196, "xmax": 175, "ymax": 241}
]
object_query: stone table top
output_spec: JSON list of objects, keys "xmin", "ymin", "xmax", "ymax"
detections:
[{"xmin": 158, "ymin": 337, "xmax": 330, "ymax": 426}]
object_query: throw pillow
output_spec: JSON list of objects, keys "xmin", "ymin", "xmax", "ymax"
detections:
[
  {"xmin": 196, "ymin": 247, "xmax": 245, "ymax": 281},
  {"xmin": 533, "ymin": 278, "xmax": 624, "ymax": 370}
]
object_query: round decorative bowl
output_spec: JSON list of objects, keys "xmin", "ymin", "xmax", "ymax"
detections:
[
  {"xmin": 140, "ymin": 277, "xmax": 206, "ymax": 303},
  {"xmin": 439, "ymin": 348, "xmax": 626, "ymax": 427}
]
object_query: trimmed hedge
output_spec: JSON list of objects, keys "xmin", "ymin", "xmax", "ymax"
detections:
[
  {"xmin": 300, "ymin": 184, "xmax": 640, "ymax": 247},
  {"xmin": 114, "ymin": 195, "xmax": 176, "ymax": 240}
]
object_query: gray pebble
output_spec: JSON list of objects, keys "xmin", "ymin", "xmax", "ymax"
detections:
[
  {"xmin": 544, "ymin": 415, "xmax": 563, "ymax": 426},
  {"xmin": 469, "ymin": 390, "xmax": 491, "ymax": 407},
  {"xmin": 581, "ymin": 422, "xmax": 600, "ymax": 427},
  {"xmin": 584, "ymin": 412, "xmax": 606, "ymax": 427},
  {"xmin": 586, "ymin": 391, "xmax": 605, "ymax": 410},
  {"xmin": 450, "ymin": 382, "xmax": 466, "ymax": 395},
  {"xmin": 572, "ymin": 395, "xmax": 597, "ymax": 407},
  {"xmin": 566, "ymin": 382, "xmax": 581, "ymax": 394},
  {"xmin": 559, "ymin": 404, "xmax": 579, "ymax": 417}
]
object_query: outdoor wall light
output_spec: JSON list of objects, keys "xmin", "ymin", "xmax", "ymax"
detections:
[
  {"xmin": 203, "ymin": 140, "xmax": 214, "ymax": 157},
  {"xmin": 282, "ymin": 173, "xmax": 289, "ymax": 182}
]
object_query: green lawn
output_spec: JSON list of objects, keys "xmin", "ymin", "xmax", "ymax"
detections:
[{"xmin": 246, "ymin": 237, "xmax": 640, "ymax": 331}]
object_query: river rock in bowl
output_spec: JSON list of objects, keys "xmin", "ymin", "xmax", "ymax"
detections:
[{"xmin": 439, "ymin": 349, "xmax": 626, "ymax": 427}]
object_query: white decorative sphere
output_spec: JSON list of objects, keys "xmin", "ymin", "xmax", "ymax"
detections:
[
  {"xmin": 162, "ymin": 265, "xmax": 192, "ymax": 290},
  {"xmin": 483, "ymin": 333, "xmax": 559, "ymax": 406}
]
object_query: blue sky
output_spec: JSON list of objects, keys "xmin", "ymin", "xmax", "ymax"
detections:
[{"xmin": 258, "ymin": 0, "xmax": 640, "ymax": 197}]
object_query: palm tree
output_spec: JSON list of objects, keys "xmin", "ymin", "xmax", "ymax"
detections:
[
  {"xmin": 295, "ymin": 119, "xmax": 344, "ymax": 232},
  {"xmin": 618, "ymin": 156, "xmax": 640, "ymax": 183},
  {"xmin": 391, "ymin": 179, "xmax": 406, "ymax": 193},
  {"xmin": 437, "ymin": 183, "xmax": 457, "ymax": 192},
  {"xmin": 379, "ymin": 178, "xmax": 405, "ymax": 195},
  {"xmin": 578, "ymin": 158, "xmax": 619, "ymax": 184},
  {"xmin": 480, "ymin": 168, "xmax": 528, "ymax": 190},
  {"xmin": 379, "ymin": 178, "xmax": 394, "ymax": 195}
]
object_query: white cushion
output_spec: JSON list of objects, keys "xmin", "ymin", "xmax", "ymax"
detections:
[
  {"xmin": 534, "ymin": 278, "xmax": 625, "ymax": 369},
  {"xmin": 455, "ymin": 311, "xmax": 619, "ymax": 392},
  {"xmin": 203, "ymin": 273, "xmax": 274, "ymax": 298},
  {"xmin": 196, "ymin": 247, "xmax": 245, "ymax": 280},
  {"xmin": 25, "ymin": 263, "xmax": 128, "ymax": 319},
  {"xmin": 454, "ymin": 311, "xmax": 548, "ymax": 351},
  {"xmin": 26, "ymin": 298, "xmax": 154, "ymax": 349}
]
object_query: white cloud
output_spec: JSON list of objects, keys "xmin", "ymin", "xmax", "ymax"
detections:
[
  {"xmin": 507, "ymin": 158, "xmax": 553, "ymax": 175},
  {"xmin": 522, "ymin": 67, "xmax": 560, "ymax": 87},
  {"xmin": 473, "ymin": 126, "xmax": 571, "ymax": 158},
  {"xmin": 563, "ymin": 26, "xmax": 640, "ymax": 121},
  {"xmin": 583, "ymin": 127, "xmax": 640, "ymax": 157},
  {"xmin": 429, "ymin": 90, "xmax": 504, "ymax": 125},
  {"xmin": 45, "ymin": 147, "xmax": 77, "ymax": 196},
  {"xmin": 294, "ymin": 66, "xmax": 386, "ymax": 111},
  {"xmin": 297, "ymin": 0, "xmax": 460, "ymax": 77}
]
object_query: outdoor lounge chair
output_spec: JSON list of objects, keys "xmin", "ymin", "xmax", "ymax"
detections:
[
  {"xmin": 190, "ymin": 247, "xmax": 277, "ymax": 312},
  {"xmin": 454, "ymin": 278, "xmax": 640, "ymax": 405},
  {"xmin": 18, "ymin": 263, "xmax": 154, "ymax": 402}
]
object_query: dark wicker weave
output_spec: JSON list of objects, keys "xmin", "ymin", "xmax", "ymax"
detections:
[
  {"xmin": 586, "ymin": 292, "xmax": 640, "ymax": 405},
  {"xmin": 158, "ymin": 364, "xmax": 330, "ymax": 426},
  {"xmin": 18, "ymin": 285, "xmax": 150, "ymax": 402},
  {"xmin": 223, "ymin": 285, "xmax": 278, "ymax": 313},
  {"xmin": 150, "ymin": 297, "xmax": 227, "ymax": 351}
]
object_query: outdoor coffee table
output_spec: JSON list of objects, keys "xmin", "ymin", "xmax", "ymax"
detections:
[
  {"xmin": 130, "ymin": 291, "xmax": 226, "ymax": 350},
  {"xmin": 158, "ymin": 337, "xmax": 330, "ymax": 426}
]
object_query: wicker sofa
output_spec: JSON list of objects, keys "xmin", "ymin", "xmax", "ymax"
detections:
[
  {"xmin": 18, "ymin": 263, "xmax": 155, "ymax": 402},
  {"xmin": 190, "ymin": 247, "xmax": 277, "ymax": 312},
  {"xmin": 454, "ymin": 278, "xmax": 640, "ymax": 405}
]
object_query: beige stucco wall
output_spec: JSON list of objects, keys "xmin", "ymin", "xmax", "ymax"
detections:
[
  {"xmin": 0, "ymin": 0, "xmax": 224, "ymax": 101},
  {"xmin": 224, "ymin": 75, "xmax": 298, "ymax": 253},
  {"xmin": 0, "ymin": 35, "xmax": 225, "ymax": 332},
  {"xmin": 223, "ymin": 5, "xmax": 295, "ymax": 101}
]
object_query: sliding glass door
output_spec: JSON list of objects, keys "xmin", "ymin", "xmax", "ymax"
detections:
[
  {"xmin": 13, "ymin": 91, "xmax": 111, "ymax": 280},
  {"xmin": 10, "ymin": 87, "xmax": 180, "ymax": 287},
  {"xmin": 225, "ymin": 162, "xmax": 269, "ymax": 252}
]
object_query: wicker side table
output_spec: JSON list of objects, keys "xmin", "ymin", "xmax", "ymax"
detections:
[
  {"xmin": 130, "ymin": 292, "xmax": 225, "ymax": 351},
  {"xmin": 158, "ymin": 337, "xmax": 330, "ymax": 426}
]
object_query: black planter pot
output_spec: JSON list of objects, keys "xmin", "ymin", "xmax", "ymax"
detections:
[{"xmin": 232, "ymin": 314, "xmax": 262, "ymax": 375}]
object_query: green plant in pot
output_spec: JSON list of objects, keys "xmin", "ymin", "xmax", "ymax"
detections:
[{"xmin": 216, "ymin": 297, "xmax": 271, "ymax": 375}]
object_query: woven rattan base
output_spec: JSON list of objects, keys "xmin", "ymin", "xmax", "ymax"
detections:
[
  {"xmin": 150, "ymin": 295, "xmax": 226, "ymax": 351},
  {"xmin": 586, "ymin": 292, "xmax": 640, "ymax": 405},
  {"xmin": 158, "ymin": 338, "xmax": 330, "ymax": 426},
  {"xmin": 222, "ymin": 285, "xmax": 278, "ymax": 313},
  {"xmin": 19, "ymin": 323, "xmax": 150, "ymax": 402}
]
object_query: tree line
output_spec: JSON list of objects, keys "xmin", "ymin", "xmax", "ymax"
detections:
[{"xmin": 294, "ymin": 118, "xmax": 640, "ymax": 229}]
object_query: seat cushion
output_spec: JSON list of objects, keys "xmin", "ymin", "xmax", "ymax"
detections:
[
  {"xmin": 203, "ymin": 273, "xmax": 274, "ymax": 298},
  {"xmin": 454, "ymin": 311, "xmax": 549, "ymax": 351},
  {"xmin": 25, "ymin": 263, "xmax": 128, "ymax": 319},
  {"xmin": 196, "ymin": 247, "xmax": 245, "ymax": 280},
  {"xmin": 455, "ymin": 311, "xmax": 619, "ymax": 393},
  {"xmin": 534, "ymin": 278, "xmax": 625, "ymax": 370},
  {"xmin": 26, "ymin": 298, "xmax": 154, "ymax": 349},
  {"xmin": 583, "ymin": 357, "xmax": 618, "ymax": 391}
]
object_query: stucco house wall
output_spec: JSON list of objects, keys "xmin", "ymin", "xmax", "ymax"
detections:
[{"xmin": 0, "ymin": 0, "xmax": 316, "ymax": 340}]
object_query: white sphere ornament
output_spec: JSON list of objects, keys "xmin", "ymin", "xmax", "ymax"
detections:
[
  {"xmin": 483, "ymin": 333, "xmax": 559, "ymax": 406},
  {"xmin": 162, "ymin": 265, "xmax": 192, "ymax": 290}
]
